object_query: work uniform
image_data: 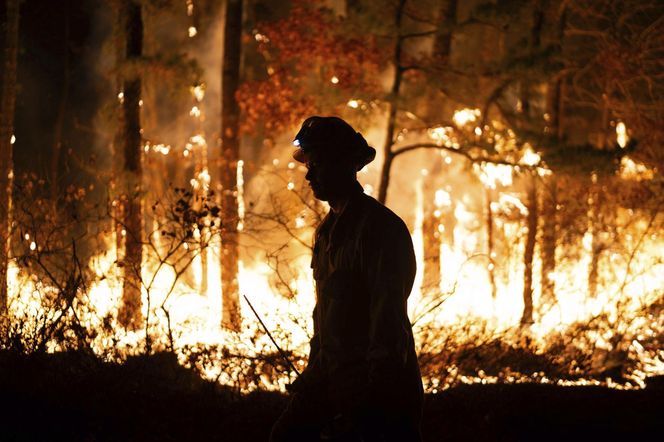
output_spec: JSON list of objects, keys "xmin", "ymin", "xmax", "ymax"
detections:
[{"xmin": 271, "ymin": 182, "xmax": 423, "ymax": 442}]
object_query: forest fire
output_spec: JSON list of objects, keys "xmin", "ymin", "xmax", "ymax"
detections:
[
  {"xmin": 4, "ymin": 116, "xmax": 663, "ymax": 392},
  {"xmin": 1, "ymin": 0, "xmax": 663, "ymax": 440}
]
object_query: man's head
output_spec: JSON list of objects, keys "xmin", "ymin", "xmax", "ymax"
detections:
[{"xmin": 292, "ymin": 116, "xmax": 375, "ymax": 202}]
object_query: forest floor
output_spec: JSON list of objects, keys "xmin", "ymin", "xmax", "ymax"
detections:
[{"xmin": 0, "ymin": 351, "xmax": 661, "ymax": 442}]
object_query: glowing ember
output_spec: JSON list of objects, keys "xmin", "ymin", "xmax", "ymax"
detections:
[
  {"xmin": 190, "ymin": 134, "xmax": 206, "ymax": 146},
  {"xmin": 520, "ymin": 145, "xmax": 541, "ymax": 166},
  {"xmin": 453, "ymin": 108, "xmax": 480, "ymax": 127},
  {"xmin": 474, "ymin": 163, "xmax": 513, "ymax": 189},
  {"xmin": 616, "ymin": 121, "xmax": 628, "ymax": 148},
  {"xmin": 428, "ymin": 126, "xmax": 452, "ymax": 144},
  {"xmin": 191, "ymin": 84, "xmax": 205, "ymax": 102},
  {"xmin": 254, "ymin": 32, "xmax": 269, "ymax": 43},
  {"xmin": 434, "ymin": 189, "xmax": 451, "ymax": 207},
  {"xmin": 237, "ymin": 159, "xmax": 245, "ymax": 232},
  {"xmin": 620, "ymin": 156, "xmax": 653, "ymax": 180}
]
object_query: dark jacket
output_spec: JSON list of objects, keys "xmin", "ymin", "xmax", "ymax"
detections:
[{"xmin": 300, "ymin": 182, "xmax": 423, "ymax": 424}]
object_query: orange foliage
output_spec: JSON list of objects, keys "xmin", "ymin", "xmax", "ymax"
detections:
[{"xmin": 237, "ymin": 0, "xmax": 382, "ymax": 135}]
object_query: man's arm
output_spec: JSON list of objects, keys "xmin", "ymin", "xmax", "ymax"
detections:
[{"xmin": 362, "ymin": 221, "xmax": 417, "ymax": 410}]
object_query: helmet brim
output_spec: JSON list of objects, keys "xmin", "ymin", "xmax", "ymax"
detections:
[{"xmin": 292, "ymin": 147, "xmax": 308, "ymax": 163}]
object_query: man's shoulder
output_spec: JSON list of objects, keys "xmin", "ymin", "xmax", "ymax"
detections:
[{"xmin": 358, "ymin": 193, "xmax": 410, "ymax": 234}]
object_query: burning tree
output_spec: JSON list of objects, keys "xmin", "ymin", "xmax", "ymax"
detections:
[
  {"xmin": 237, "ymin": 0, "xmax": 663, "ymax": 352},
  {"xmin": 0, "ymin": 0, "xmax": 662, "ymax": 402},
  {"xmin": 219, "ymin": 0, "xmax": 243, "ymax": 331},
  {"xmin": 0, "ymin": 0, "xmax": 19, "ymax": 314},
  {"xmin": 114, "ymin": 0, "xmax": 145, "ymax": 330}
]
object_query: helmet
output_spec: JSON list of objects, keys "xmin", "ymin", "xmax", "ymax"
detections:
[{"xmin": 292, "ymin": 116, "xmax": 376, "ymax": 171}]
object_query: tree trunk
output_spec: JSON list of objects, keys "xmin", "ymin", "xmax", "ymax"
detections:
[
  {"xmin": 421, "ymin": 200, "xmax": 441, "ymax": 296},
  {"xmin": 433, "ymin": 0, "xmax": 457, "ymax": 59},
  {"xmin": 220, "ymin": 0, "xmax": 243, "ymax": 331},
  {"xmin": 540, "ymin": 3, "xmax": 565, "ymax": 304},
  {"xmin": 417, "ymin": 0, "xmax": 457, "ymax": 295},
  {"xmin": 519, "ymin": 0, "xmax": 546, "ymax": 326},
  {"xmin": 540, "ymin": 178, "xmax": 557, "ymax": 304},
  {"xmin": 586, "ymin": 175, "xmax": 599, "ymax": 298},
  {"xmin": 51, "ymin": 0, "xmax": 70, "ymax": 204},
  {"xmin": 111, "ymin": 1, "xmax": 124, "ymax": 266},
  {"xmin": 376, "ymin": 0, "xmax": 406, "ymax": 205},
  {"xmin": 521, "ymin": 174, "xmax": 537, "ymax": 326},
  {"xmin": 117, "ymin": 0, "xmax": 143, "ymax": 330},
  {"xmin": 486, "ymin": 188, "xmax": 497, "ymax": 298},
  {"xmin": 190, "ymin": 96, "xmax": 208, "ymax": 295},
  {"xmin": 0, "ymin": 0, "xmax": 19, "ymax": 314}
]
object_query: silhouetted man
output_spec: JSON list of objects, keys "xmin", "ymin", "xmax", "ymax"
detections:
[{"xmin": 270, "ymin": 116, "xmax": 423, "ymax": 442}]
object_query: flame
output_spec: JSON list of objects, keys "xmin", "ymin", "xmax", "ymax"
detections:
[
  {"xmin": 190, "ymin": 168, "xmax": 210, "ymax": 191},
  {"xmin": 434, "ymin": 189, "xmax": 451, "ymax": 207},
  {"xmin": 237, "ymin": 159, "xmax": 245, "ymax": 232},
  {"xmin": 7, "ymin": 167, "xmax": 663, "ymax": 392},
  {"xmin": 254, "ymin": 33, "xmax": 270, "ymax": 43},
  {"xmin": 191, "ymin": 84, "xmax": 205, "ymax": 102},
  {"xmin": 474, "ymin": 163, "xmax": 513, "ymax": 189},
  {"xmin": 620, "ymin": 156, "xmax": 653, "ymax": 180},
  {"xmin": 190, "ymin": 134, "xmax": 206, "ymax": 146},
  {"xmin": 616, "ymin": 121, "xmax": 628, "ymax": 148},
  {"xmin": 347, "ymin": 99, "xmax": 360, "ymax": 109},
  {"xmin": 453, "ymin": 108, "xmax": 480, "ymax": 127},
  {"xmin": 520, "ymin": 145, "xmax": 541, "ymax": 166},
  {"xmin": 428, "ymin": 126, "xmax": 452, "ymax": 145},
  {"xmin": 6, "ymin": 95, "xmax": 662, "ymax": 398}
]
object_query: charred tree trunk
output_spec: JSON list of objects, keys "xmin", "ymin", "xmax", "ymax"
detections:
[
  {"xmin": 439, "ymin": 190, "xmax": 456, "ymax": 287},
  {"xmin": 540, "ymin": 6, "xmax": 566, "ymax": 304},
  {"xmin": 419, "ymin": 0, "xmax": 456, "ymax": 294},
  {"xmin": 190, "ymin": 98, "xmax": 209, "ymax": 295},
  {"xmin": 421, "ymin": 199, "xmax": 441, "ymax": 296},
  {"xmin": 220, "ymin": 0, "xmax": 243, "ymax": 331},
  {"xmin": 434, "ymin": 0, "xmax": 457, "ymax": 60},
  {"xmin": 117, "ymin": 0, "xmax": 143, "ymax": 330},
  {"xmin": 540, "ymin": 178, "xmax": 557, "ymax": 304},
  {"xmin": 519, "ymin": 0, "xmax": 545, "ymax": 326},
  {"xmin": 521, "ymin": 174, "xmax": 537, "ymax": 326},
  {"xmin": 50, "ymin": 0, "xmax": 70, "ymax": 204},
  {"xmin": 111, "ymin": 1, "xmax": 124, "ymax": 265},
  {"xmin": 486, "ymin": 188, "xmax": 497, "ymax": 298},
  {"xmin": 0, "ymin": 0, "xmax": 19, "ymax": 314},
  {"xmin": 377, "ymin": 0, "xmax": 406, "ymax": 205},
  {"xmin": 587, "ymin": 175, "xmax": 600, "ymax": 298},
  {"xmin": 586, "ymin": 72, "xmax": 614, "ymax": 298}
]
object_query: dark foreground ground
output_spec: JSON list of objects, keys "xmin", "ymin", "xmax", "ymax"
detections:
[{"xmin": 0, "ymin": 351, "xmax": 661, "ymax": 441}]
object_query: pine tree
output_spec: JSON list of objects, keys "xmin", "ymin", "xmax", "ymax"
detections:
[
  {"xmin": 0, "ymin": 0, "xmax": 20, "ymax": 314},
  {"xmin": 116, "ymin": 0, "xmax": 144, "ymax": 330},
  {"xmin": 220, "ymin": 0, "xmax": 243, "ymax": 331}
]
